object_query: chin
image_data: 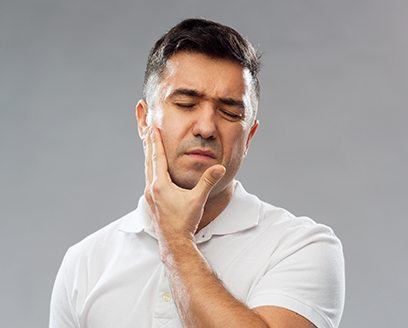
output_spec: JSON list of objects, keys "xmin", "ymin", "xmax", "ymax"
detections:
[{"xmin": 169, "ymin": 169, "xmax": 200, "ymax": 190}]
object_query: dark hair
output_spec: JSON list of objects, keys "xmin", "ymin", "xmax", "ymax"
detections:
[{"xmin": 143, "ymin": 18, "xmax": 262, "ymax": 102}]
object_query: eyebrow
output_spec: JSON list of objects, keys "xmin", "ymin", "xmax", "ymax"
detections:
[{"xmin": 168, "ymin": 88, "xmax": 245, "ymax": 111}]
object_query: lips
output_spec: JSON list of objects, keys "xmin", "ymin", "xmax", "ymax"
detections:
[{"xmin": 185, "ymin": 148, "xmax": 217, "ymax": 159}]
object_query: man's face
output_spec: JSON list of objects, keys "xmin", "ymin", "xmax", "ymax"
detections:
[{"xmin": 138, "ymin": 51, "xmax": 258, "ymax": 193}]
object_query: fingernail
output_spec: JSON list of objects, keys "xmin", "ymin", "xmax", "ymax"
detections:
[{"xmin": 212, "ymin": 166, "xmax": 226, "ymax": 179}]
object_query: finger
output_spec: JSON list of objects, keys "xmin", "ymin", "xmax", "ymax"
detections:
[
  {"xmin": 144, "ymin": 126, "xmax": 153, "ymax": 187},
  {"xmin": 194, "ymin": 165, "xmax": 226, "ymax": 201},
  {"xmin": 151, "ymin": 126, "xmax": 169, "ymax": 183}
]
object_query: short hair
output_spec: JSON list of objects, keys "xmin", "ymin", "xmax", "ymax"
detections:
[{"xmin": 142, "ymin": 18, "xmax": 262, "ymax": 125}]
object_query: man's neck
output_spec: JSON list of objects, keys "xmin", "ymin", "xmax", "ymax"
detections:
[{"xmin": 196, "ymin": 180, "xmax": 236, "ymax": 233}]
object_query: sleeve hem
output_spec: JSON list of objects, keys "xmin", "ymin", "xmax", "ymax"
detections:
[{"xmin": 247, "ymin": 292, "xmax": 334, "ymax": 328}]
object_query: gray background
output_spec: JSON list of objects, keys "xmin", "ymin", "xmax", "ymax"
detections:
[{"xmin": 1, "ymin": 0, "xmax": 407, "ymax": 327}]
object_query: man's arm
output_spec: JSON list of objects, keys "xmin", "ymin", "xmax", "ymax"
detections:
[
  {"xmin": 144, "ymin": 126, "xmax": 316, "ymax": 327},
  {"xmin": 160, "ymin": 235, "xmax": 268, "ymax": 327},
  {"xmin": 160, "ymin": 235, "xmax": 316, "ymax": 328}
]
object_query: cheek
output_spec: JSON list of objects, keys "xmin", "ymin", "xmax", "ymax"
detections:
[
  {"xmin": 223, "ymin": 130, "xmax": 247, "ymax": 160},
  {"xmin": 159, "ymin": 121, "xmax": 183, "ymax": 162}
]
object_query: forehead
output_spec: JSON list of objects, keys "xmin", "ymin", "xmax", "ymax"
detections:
[{"xmin": 160, "ymin": 52, "xmax": 247, "ymax": 99}]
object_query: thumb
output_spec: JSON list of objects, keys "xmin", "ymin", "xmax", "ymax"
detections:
[{"xmin": 194, "ymin": 165, "xmax": 226, "ymax": 200}]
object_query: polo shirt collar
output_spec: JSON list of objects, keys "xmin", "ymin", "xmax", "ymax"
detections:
[{"xmin": 118, "ymin": 179, "xmax": 261, "ymax": 240}]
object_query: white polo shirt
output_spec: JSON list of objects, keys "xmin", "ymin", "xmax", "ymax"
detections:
[{"xmin": 49, "ymin": 180, "xmax": 345, "ymax": 328}]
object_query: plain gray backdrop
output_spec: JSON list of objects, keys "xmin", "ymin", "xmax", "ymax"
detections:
[{"xmin": 1, "ymin": 0, "xmax": 407, "ymax": 327}]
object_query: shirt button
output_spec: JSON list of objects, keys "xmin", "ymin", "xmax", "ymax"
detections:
[{"xmin": 162, "ymin": 291, "xmax": 172, "ymax": 302}]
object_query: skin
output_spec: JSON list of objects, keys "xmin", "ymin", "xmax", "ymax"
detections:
[
  {"xmin": 138, "ymin": 52, "xmax": 259, "ymax": 232},
  {"xmin": 135, "ymin": 52, "xmax": 316, "ymax": 327}
]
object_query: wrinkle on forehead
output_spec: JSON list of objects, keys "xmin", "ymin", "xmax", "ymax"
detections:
[
  {"xmin": 146, "ymin": 54, "xmax": 258, "ymax": 127},
  {"xmin": 164, "ymin": 54, "xmax": 245, "ymax": 96}
]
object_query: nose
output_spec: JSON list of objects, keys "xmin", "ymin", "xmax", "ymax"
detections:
[{"xmin": 191, "ymin": 105, "xmax": 217, "ymax": 140}]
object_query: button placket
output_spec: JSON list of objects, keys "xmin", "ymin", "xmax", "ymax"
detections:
[
  {"xmin": 153, "ymin": 264, "xmax": 175, "ymax": 321},
  {"xmin": 161, "ymin": 291, "xmax": 172, "ymax": 302}
]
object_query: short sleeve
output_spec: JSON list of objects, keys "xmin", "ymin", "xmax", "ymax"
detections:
[
  {"xmin": 49, "ymin": 248, "xmax": 79, "ymax": 328},
  {"xmin": 246, "ymin": 223, "xmax": 345, "ymax": 328}
]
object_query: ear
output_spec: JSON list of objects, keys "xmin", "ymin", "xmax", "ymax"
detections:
[
  {"xmin": 244, "ymin": 119, "xmax": 259, "ymax": 157},
  {"xmin": 135, "ymin": 99, "xmax": 149, "ymax": 140}
]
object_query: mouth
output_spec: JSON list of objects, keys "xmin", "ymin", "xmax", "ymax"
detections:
[{"xmin": 185, "ymin": 149, "xmax": 217, "ymax": 160}]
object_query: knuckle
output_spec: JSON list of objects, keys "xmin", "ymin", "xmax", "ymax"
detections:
[
  {"xmin": 203, "ymin": 175, "xmax": 215, "ymax": 187},
  {"xmin": 151, "ymin": 181, "xmax": 162, "ymax": 195}
]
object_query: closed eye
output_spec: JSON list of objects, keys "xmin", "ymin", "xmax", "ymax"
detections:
[
  {"xmin": 175, "ymin": 103, "xmax": 243, "ymax": 120},
  {"xmin": 221, "ymin": 110, "xmax": 242, "ymax": 119},
  {"xmin": 175, "ymin": 103, "xmax": 196, "ymax": 109}
]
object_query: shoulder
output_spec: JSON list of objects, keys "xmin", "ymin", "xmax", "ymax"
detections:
[
  {"xmin": 248, "ymin": 198, "xmax": 345, "ymax": 278},
  {"xmin": 233, "ymin": 182, "xmax": 344, "ymax": 266},
  {"xmin": 247, "ymin": 200, "xmax": 345, "ymax": 328},
  {"xmin": 258, "ymin": 200, "xmax": 343, "ymax": 251},
  {"xmin": 61, "ymin": 209, "xmax": 136, "ymax": 270}
]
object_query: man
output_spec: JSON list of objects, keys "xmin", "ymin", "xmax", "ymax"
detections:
[{"xmin": 50, "ymin": 18, "xmax": 345, "ymax": 328}]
